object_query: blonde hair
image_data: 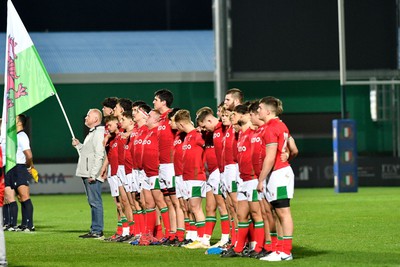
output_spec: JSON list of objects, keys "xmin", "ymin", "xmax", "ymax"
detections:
[
  {"xmin": 174, "ymin": 109, "xmax": 191, "ymax": 123},
  {"xmin": 195, "ymin": 107, "xmax": 214, "ymax": 123}
]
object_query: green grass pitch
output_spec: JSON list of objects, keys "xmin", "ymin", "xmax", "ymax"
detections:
[{"xmin": 4, "ymin": 187, "xmax": 400, "ymax": 266}]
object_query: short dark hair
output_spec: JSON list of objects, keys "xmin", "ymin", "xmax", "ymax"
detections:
[
  {"xmin": 132, "ymin": 100, "xmax": 147, "ymax": 108},
  {"xmin": 248, "ymin": 100, "xmax": 260, "ymax": 113},
  {"xmin": 155, "ymin": 89, "xmax": 173, "ymax": 108},
  {"xmin": 122, "ymin": 111, "xmax": 133, "ymax": 120},
  {"xmin": 102, "ymin": 97, "xmax": 118, "ymax": 109},
  {"xmin": 138, "ymin": 104, "xmax": 152, "ymax": 115},
  {"xmin": 17, "ymin": 114, "xmax": 27, "ymax": 128},
  {"xmin": 234, "ymin": 104, "xmax": 249, "ymax": 114},
  {"xmin": 117, "ymin": 98, "xmax": 133, "ymax": 111},
  {"xmin": 168, "ymin": 107, "xmax": 181, "ymax": 120}
]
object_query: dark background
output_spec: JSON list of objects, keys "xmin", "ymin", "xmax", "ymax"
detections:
[
  {"xmin": 0, "ymin": 0, "xmax": 213, "ymax": 31},
  {"xmin": 230, "ymin": 0, "xmax": 398, "ymax": 72}
]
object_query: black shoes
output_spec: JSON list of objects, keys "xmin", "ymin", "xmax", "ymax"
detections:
[
  {"xmin": 79, "ymin": 231, "xmax": 104, "ymax": 239},
  {"xmin": 221, "ymin": 248, "xmax": 240, "ymax": 258},
  {"xmin": 15, "ymin": 225, "xmax": 35, "ymax": 232},
  {"xmin": 248, "ymin": 248, "xmax": 272, "ymax": 259}
]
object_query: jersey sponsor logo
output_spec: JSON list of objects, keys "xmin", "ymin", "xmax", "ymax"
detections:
[
  {"xmin": 112, "ymin": 143, "xmax": 118, "ymax": 148},
  {"xmin": 225, "ymin": 132, "xmax": 230, "ymax": 138},
  {"xmin": 213, "ymin": 132, "xmax": 221, "ymax": 138},
  {"xmin": 251, "ymin": 137, "xmax": 261, "ymax": 143},
  {"xmin": 144, "ymin": 140, "xmax": 152, "ymax": 145},
  {"xmin": 158, "ymin": 125, "xmax": 166, "ymax": 131},
  {"xmin": 124, "ymin": 145, "xmax": 129, "ymax": 149},
  {"xmin": 182, "ymin": 144, "xmax": 192, "ymax": 150},
  {"xmin": 174, "ymin": 139, "xmax": 182, "ymax": 146},
  {"xmin": 134, "ymin": 139, "xmax": 144, "ymax": 145},
  {"xmin": 238, "ymin": 146, "xmax": 247, "ymax": 152}
]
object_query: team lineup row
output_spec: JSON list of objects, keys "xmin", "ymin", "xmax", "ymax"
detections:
[{"xmin": 72, "ymin": 88, "xmax": 297, "ymax": 262}]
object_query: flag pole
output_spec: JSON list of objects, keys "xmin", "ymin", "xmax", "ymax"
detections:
[{"xmin": 54, "ymin": 92, "xmax": 75, "ymax": 139}]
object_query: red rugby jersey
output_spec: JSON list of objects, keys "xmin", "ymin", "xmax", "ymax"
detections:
[
  {"xmin": 173, "ymin": 131, "xmax": 186, "ymax": 176},
  {"xmin": 142, "ymin": 127, "xmax": 159, "ymax": 177},
  {"xmin": 262, "ymin": 118, "xmax": 290, "ymax": 171},
  {"xmin": 158, "ymin": 110, "xmax": 174, "ymax": 164},
  {"xmin": 106, "ymin": 137, "xmax": 119, "ymax": 176},
  {"xmin": 251, "ymin": 124, "xmax": 266, "ymax": 177},
  {"xmin": 116, "ymin": 133, "xmax": 127, "ymax": 166},
  {"xmin": 222, "ymin": 126, "xmax": 236, "ymax": 167},
  {"xmin": 124, "ymin": 136, "xmax": 133, "ymax": 174},
  {"xmin": 237, "ymin": 127, "xmax": 257, "ymax": 181},
  {"xmin": 182, "ymin": 129, "xmax": 206, "ymax": 181},
  {"xmin": 203, "ymin": 131, "xmax": 218, "ymax": 174},
  {"xmin": 212, "ymin": 122, "xmax": 225, "ymax": 172},
  {"xmin": 128, "ymin": 124, "xmax": 139, "ymax": 168},
  {"xmin": 131, "ymin": 124, "xmax": 148, "ymax": 170}
]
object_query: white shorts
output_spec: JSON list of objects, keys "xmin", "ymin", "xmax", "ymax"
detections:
[
  {"xmin": 137, "ymin": 169, "xmax": 146, "ymax": 192},
  {"xmin": 131, "ymin": 170, "xmax": 139, "ymax": 193},
  {"xmin": 219, "ymin": 172, "xmax": 227, "ymax": 198},
  {"xmin": 108, "ymin": 175, "xmax": 122, "ymax": 197},
  {"xmin": 265, "ymin": 166, "xmax": 295, "ymax": 203},
  {"xmin": 124, "ymin": 172, "xmax": 133, "ymax": 193},
  {"xmin": 223, "ymin": 164, "xmax": 239, "ymax": 193},
  {"xmin": 236, "ymin": 164, "xmax": 244, "ymax": 188},
  {"xmin": 117, "ymin": 165, "xmax": 128, "ymax": 184},
  {"xmin": 183, "ymin": 180, "xmax": 206, "ymax": 200},
  {"xmin": 237, "ymin": 179, "xmax": 262, "ymax": 202},
  {"xmin": 142, "ymin": 174, "xmax": 151, "ymax": 191},
  {"xmin": 159, "ymin": 163, "xmax": 175, "ymax": 189},
  {"xmin": 147, "ymin": 175, "xmax": 166, "ymax": 190},
  {"xmin": 175, "ymin": 175, "xmax": 184, "ymax": 199},
  {"xmin": 207, "ymin": 169, "xmax": 222, "ymax": 195}
]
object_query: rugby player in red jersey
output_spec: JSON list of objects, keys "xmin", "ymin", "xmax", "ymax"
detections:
[
  {"xmin": 257, "ymin": 97, "xmax": 296, "ymax": 262},
  {"xmin": 119, "ymin": 111, "xmax": 138, "ymax": 240},
  {"xmin": 129, "ymin": 102, "xmax": 149, "ymax": 241},
  {"xmin": 112, "ymin": 98, "xmax": 134, "ymax": 238},
  {"xmin": 249, "ymin": 101, "xmax": 275, "ymax": 253},
  {"xmin": 222, "ymin": 104, "xmax": 266, "ymax": 258},
  {"xmin": 221, "ymin": 107, "xmax": 240, "ymax": 246},
  {"xmin": 173, "ymin": 110, "xmax": 209, "ymax": 249},
  {"xmin": 196, "ymin": 107, "xmax": 230, "ymax": 247},
  {"xmin": 102, "ymin": 115, "xmax": 131, "ymax": 241},
  {"xmin": 141, "ymin": 109, "xmax": 171, "ymax": 244},
  {"xmin": 168, "ymin": 108, "xmax": 189, "ymax": 245},
  {"xmin": 153, "ymin": 89, "xmax": 184, "ymax": 243}
]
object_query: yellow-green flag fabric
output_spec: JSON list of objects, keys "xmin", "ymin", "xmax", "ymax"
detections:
[{"xmin": 2, "ymin": 0, "xmax": 56, "ymax": 172}]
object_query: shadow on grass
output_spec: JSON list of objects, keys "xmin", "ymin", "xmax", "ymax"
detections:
[
  {"xmin": 55, "ymin": 229, "xmax": 89, "ymax": 234},
  {"xmin": 293, "ymin": 245, "xmax": 329, "ymax": 259},
  {"xmin": 34, "ymin": 226, "xmax": 84, "ymax": 234}
]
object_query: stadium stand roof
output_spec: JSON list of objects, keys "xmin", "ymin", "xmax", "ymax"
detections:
[{"xmin": 0, "ymin": 30, "xmax": 214, "ymax": 83}]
